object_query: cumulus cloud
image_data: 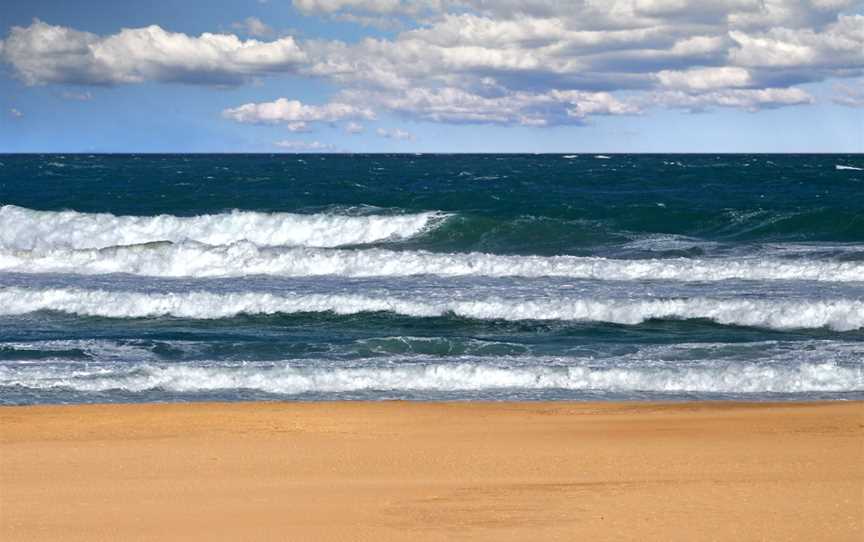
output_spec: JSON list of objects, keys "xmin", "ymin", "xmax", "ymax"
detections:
[
  {"xmin": 295, "ymin": 0, "xmax": 861, "ymax": 29},
  {"xmin": 222, "ymin": 98, "xmax": 375, "ymax": 125},
  {"xmin": 653, "ymin": 87, "xmax": 814, "ymax": 112},
  {"xmin": 729, "ymin": 14, "xmax": 864, "ymax": 68},
  {"xmin": 656, "ymin": 67, "xmax": 753, "ymax": 90},
  {"xmin": 291, "ymin": 1, "xmax": 861, "ymax": 121},
  {"xmin": 1, "ymin": 19, "xmax": 306, "ymax": 86},
  {"xmin": 4, "ymin": 1, "xmax": 863, "ymax": 128},
  {"xmin": 273, "ymin": 139, "xmax": 336, "ymax": 150},
  {"xmin": 376, "ymin": 127, "xmax": 414, "ymax": 140},
  {"xmin": 343, "ymin": 87, "xmax": 640, "ymax": 125}
]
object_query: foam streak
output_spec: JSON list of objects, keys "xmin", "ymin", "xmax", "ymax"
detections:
[{"xmin": 2, "ymin": 287, "xmax": 862, "ymax": 330}]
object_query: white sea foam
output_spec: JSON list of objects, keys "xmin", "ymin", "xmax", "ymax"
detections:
[
  {"xmin": 1, "ymin": 361, "xmax": 858, "ymax": 394},
  {"xmin": 1, "ymin": 242, "xmax": 861, "ymax": 281},
  {"xmin": 0, "ymin": 205, "xmax": 445, "ymax": 250},
  {"xmin": 836, "ymin": 164, "xmax": 863, "ymax": 171},
  {"xmin": 2, "ymin": 287, "xmax": 863, "ymax": 330}
]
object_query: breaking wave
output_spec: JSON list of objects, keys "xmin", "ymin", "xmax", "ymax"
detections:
[
  {"xmin": 0, "ymin": 205, "xmax": 445, "ymax": 250},
  {"xmin": 1, "ymin": 242, "xmax": 862, "ymax": 281},
  {"xmin": 2, "ymin": 287, "xmax": 863, "ymax": 330},
  {"xmin": 1, "ymin": 360, "xmax": 858, "ymax": 395}
]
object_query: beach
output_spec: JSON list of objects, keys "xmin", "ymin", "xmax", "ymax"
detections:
[
  {"xmin": 1, "ymin": 154, "xmax": 862, "ymax": 540},
  {"xmin": 1, "ymin": 401, "xmax": 861, "ymax": 541}
]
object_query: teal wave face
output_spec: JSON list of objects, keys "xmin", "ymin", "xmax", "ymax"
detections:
[{"xmin": 2, "ymin": 154, "xmax": 862, "ymax": 255}]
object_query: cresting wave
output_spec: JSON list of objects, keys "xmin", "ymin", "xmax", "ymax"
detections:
[
  {"xmin": 0, "ymin": 205, "xmax": 445, "ymax": 250},
  {"xmin": 2, "ymin": 287, "xmax": 863, "ymax": 330},
  {"xmin": 1, "ymin": 361, "xmax": 858, "ymax": 395},
  {"xmin": 2, "ymin": 242, "xmax": 863, "ymax": 281}
]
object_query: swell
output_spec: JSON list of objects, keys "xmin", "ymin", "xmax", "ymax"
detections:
[
  {"xmin": 0, "ymin": 205, "xmax": 446, "ymax": 250},
  {"xmin": 2, "ymin": 287, "xmax": 863, "ymax": 330},
  {"xmin": 415, "ymin": 208, "xmax": 864, "ymax": 254}
]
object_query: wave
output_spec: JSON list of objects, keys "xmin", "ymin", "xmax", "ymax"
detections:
[
  {"xmin": 2, "ymin": 287, "xmax": 862, "ymax": 330},
  {"xmin": 2, "ymin": 242, "xmax": 862, "ymax": 281},
  {"xmin": 0, "ymin": 336, "xmax": 531, "ymax": 361},
  {"xmin": 0, "ymin": 205, "xmax": 445, "ymax": 250},
  {"xmin": 0, "ymin": 339, "xmax": 160, "ymax": 360},
  {"xmin": 836, "ymin": 165, "xmax": 863, "ymax": 171},
  {"xmin": 1, "ymin": 360, "xmax": 858, "ymax": 395}
]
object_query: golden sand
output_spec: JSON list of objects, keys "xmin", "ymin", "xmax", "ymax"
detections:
[{"xmin": 1, "ymin": 401, "xmax": 862, "ymax": 541}]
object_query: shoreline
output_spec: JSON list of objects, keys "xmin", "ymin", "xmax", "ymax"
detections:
[{"xmin": 2, "ymin": 400, "xmax": 862, "ymax": 541}]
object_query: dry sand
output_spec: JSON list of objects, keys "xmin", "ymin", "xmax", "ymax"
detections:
[{"xmin": 1, "ymin": 401, "xmax": 862, "ymax": 541}]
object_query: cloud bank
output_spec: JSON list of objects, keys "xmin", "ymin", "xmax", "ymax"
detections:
[
  {"xmin": 2, "ymin": 1, "xmax": 862, "ymax": 128},
  {"xmin": 0, "ymin": 19, "xmax": 306, "ymax": 86}
]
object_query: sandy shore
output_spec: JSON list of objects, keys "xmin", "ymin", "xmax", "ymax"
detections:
[{"xmin": 1, "ymin": 401, "xmax": 861, "ymax": 541}]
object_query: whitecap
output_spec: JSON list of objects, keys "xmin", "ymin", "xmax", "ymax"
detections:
[
  {"xmin": 0, "ymin": 205, "xmax": 447, "ymax": 250},
  {"xmin": 2, "ymin": 243, "xmax": 863, "ymax": 281},
  {"xmin": 3, "ymin": 287, "xmax": 863, "ymax": 330}
]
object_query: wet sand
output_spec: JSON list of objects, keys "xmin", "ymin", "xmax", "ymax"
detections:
[{"xmin": 1, "ymin": 401, "xmax": 862, "ymax": 541}]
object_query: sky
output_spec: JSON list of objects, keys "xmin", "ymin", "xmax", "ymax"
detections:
[{"xmin": 1, "ymin": 0, "xmax": 862, "ymax": 153}]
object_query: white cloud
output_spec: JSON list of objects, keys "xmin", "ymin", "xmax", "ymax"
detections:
[
  {"xmin": 728, "ymin": 0, "xmax": 861, "ymax": 29},
  {"xmin": 294, "ymin": 0, "xmax": 861, "ymax": 29},
  {"xmin": 344, "ymin": 121, "xmax": 365, "ymax": 133},
  {"xmin": 656, "ymin": 67, "xmax": 752, "ymax": 90},
  {"xmin": 273, "ymin": 139, "xmax": 336, "ymax": 150},
  {"xmin": 653, "ymin": 87, "xmax": 814, "ymax": 112},
  {"xmin": 294, "ymin": 3, "xmax": 861, "ymax": 119},
  {"xmin": 376, "ymin": 127, "xmax": 414, "ymax": 140},
  {"xmin": 232, "ymin": 17, "xmax": 274, "ymax": 38},
  {"xmin": 4, "ymin": 1, "xmax": 862, "ymax": 127},
  {"xmin": 1, "ymin": 19, "xmax": 306, "ymax": 86},
  {"xmin": 222, "ymin": 98, "xmax": 376, "ymax": 125},
  {"xmin": 342, "ymin": 87, "xmax": 639, "ymax": 125},
  {"xmin": 729, "ymin": 14, "xmax": 864, "ymax": 68},
  {"xmin": 9, "ymin": 108, "xmax": 23, "ymax": 118}
]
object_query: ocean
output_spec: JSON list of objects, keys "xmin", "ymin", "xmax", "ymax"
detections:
[{"xmin": 0, "ymin": 153, "xmax": 862, "ymax": 404}]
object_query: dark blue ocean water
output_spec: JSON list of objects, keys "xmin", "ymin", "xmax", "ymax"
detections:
[{"xmin": 0, "ymin": 154, "xmax": 862, "ymax": 404}]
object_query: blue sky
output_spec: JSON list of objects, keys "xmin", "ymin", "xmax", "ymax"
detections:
[{"xmin": 1, "ymin": 0, "xmax": 862, "ymax": 152}]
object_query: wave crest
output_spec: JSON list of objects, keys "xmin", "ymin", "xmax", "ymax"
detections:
[
  {"xmin": 2, "ymin": 287, "xmax": 863, "ymax": 330},
  {"xmin": 0, "ymin": 205, "xmax": 445, "ymax": 250},
  {"xmin": 2, "ymin": 361, "xmax": 858, "ymax": 395},
  {"xmin": 2, "ymin": 242, "xmax": 862, "ymax": 281}
]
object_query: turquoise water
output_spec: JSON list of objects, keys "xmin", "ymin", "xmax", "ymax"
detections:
[{"xmin": 0, "ymin": 154, "xmax": 862, "ymax": 403}]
